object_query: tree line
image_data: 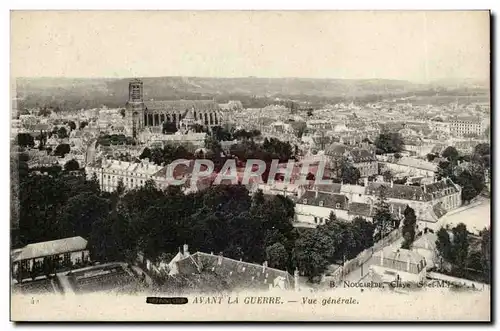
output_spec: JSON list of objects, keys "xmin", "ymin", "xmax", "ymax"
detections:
[
  {"xmin": 436, "ymin": 144, "xmax": 490, "ymax": 203},
  {"xmin": 436, "ymin": 224, "xmax": 490, "ymax": 284}
]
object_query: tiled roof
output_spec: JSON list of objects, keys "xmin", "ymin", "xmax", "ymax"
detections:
[
  {"xmin": 396, "ymin": 157, "xmax": 437, "ymax": 172},
  {"xmin": 373, "ymin": 247, "xmax": 426, "ymax": 274},
  {"xmin": 424, "ymin": 179, "xmax": 459, "ymax": 197},
  {"xmin": 432, "ymin": 202, "xmax": 448, "ymax": 219},
  {"xmin": 366, "ymin": 182, "xmax": 432, "ymax": 202},
  {"xmin": 412, "ymin": 233, "xmax": 437, "ymax": 251},
  {"xmin": 348, "ymin": 202, "xmax": 374, "ymax": 218},
  {"xmin": 14, "ymin": 236, "xmax": 88, "ymax": 262},
  {"xmin": 101, "ymin": 159, "xmax": 164, "ymax": 176},
  {"xmin": 349, "ymin": 148, "xmax": 376, "ymax": 163},
  {"xmin": 298, "ymin": 190, "xmax": 349, "ymax": 210},
  {"xmin": 144, "ymin": 100, "xmax": 219, "ymax": 112},
  {"xmin": 325, "ymin": 143, "xmax": 351, "ymax": 157},
  {"xmin": 175, "ymin": 252, "xmax": 293, "ymax": 291},
  {"xmin": 310, "ymin": 183, "xmax": 342, "ymax": 194},
  {"xmin": 340, "ymin": 184, "xmax": 366, "ymax": 195}
]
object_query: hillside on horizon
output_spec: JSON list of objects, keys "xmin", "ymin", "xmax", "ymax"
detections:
[{"xmin": 13, "ymin": 76, "xmax": 489, "ymax": 111}]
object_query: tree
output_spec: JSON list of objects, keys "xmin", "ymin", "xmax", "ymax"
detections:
[
  {"xmin": 426, "ymin": 153, "xmax": 438, "ymax": 162},
  {"xmin": 340, "ymin": 163, "xmax": 361, "ymax": 184},
  {"xmin": 306, "ymin": 172, "xmax": 315, "ymax": 181},
  {"xmin": 67, "ymin": 121, "xmax": 76, "ymax": 131},
  {"xmin": 79, "ymin": 121, "xmax": 89, "ymax": 130},
  {"xmin": 401, "ymin": 206, "xmax": 416, "ymax": 249},
  {"xmin": 362, "ymin": 138, "xmax": 372, "ymax": 144},
  {"xmin": 266, "ymin": 243, "xmax": 288, "ymax": 270},
  {"xmin": 437, "ymin": 160, "xmax": 455, "ymax": 181},
  {"xmin": 115, "ymin": 178, "xmax": 126, "ymax": 197},
  {"xmin": 442, "ymin": 146, "xmax": 459, "ymax": 163},
  {"xmin": 54, "ymin": 144, "xmax": 71, "ymax": 157},
  {"xmin": 17, "ymin": 133, "xmax": 35, "ymax": 148},
  {"xmin": 454, "ymin": 170, "xmax": 484, "ymax": 203},
  {"xmin": 307, "ymin": 109, "xmax": 313, "ymax": 117},
  {"xmin": 481, "ymin": 227, "xmax": 491, "ymax": 283},
  {"xmin": 473, "ymin": 143, "xmax": 490, "ymax": 170},
  {"xmin": 320, "ymin": 215, "xmax": 358, "ymax": 262},
  {"xmin": 451, "ymin": 223, "xmax": 469, "ymax": 277},
  {"xmin": 59, "ymin": 192, "xmax": 110, "ymax": 239},
  {"xmin": 120, "ymin": 109, "xmax": 126, "ymax": 118},
  {"xmin": 139, "ymin": 147, "xmax": 152, "ymax": 160},
  {"xmin": 211, "ymin": 126, "xmax": 232, "ymax": 141},
  {"xmin": 57, "ymin": 126, "xmax": 68, "ymax": 139},
  {"xmin": 293, "ymin": 230, "xmax": 331, "ymax": 282},
  {"xmin": 436, "ymin": 227, "xmax": 452, "ymax": 268},
  {"xmin": 351, "ymin": 217, "xmax": 375, "ymax": 250},
  {"xmin": 38, "ymin": 107, "xmax": 51, "ymax": 117},
  {"xmin": 374, "ymin": 132, "xmax": 404, "ymax": 154},
  {"xmin": 372, "ymin": 185, "xmax": 393, "ymax": 240},
  {"xmin": 382, "ymin": 170, "xmax": 393, "ymax": 182},
  {"xmin": 162, "ymin": 121, "xmax": 177, "ymax": 134},
  {"xmin": 64, "ymin": 159, "xmax": 80, "ymax": 172}
]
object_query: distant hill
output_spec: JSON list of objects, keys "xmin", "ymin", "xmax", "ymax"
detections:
[{"xmin": 12, "ymin": 76, "xmax": 487, "ymax": 111}]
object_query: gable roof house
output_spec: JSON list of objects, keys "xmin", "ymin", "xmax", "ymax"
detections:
[
  {"xmin": 371, "ymin": 246, "xmax": 427, "ymax": 283},
  {"xmin": 171, "ymin": 251, "xmax": 294, "ymax": 292}
]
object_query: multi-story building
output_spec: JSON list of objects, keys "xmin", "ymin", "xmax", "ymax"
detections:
[
  {"xmin": 325, "ymin": 144, "xmax": 378, "ymax": 178},
  {"xmin": 348, "ymin": 148, "xmax": 378, "ymax": 178},
  {"xmin": 449, "ymin": 117, "xmax": 489, "ymax": 137},
  {"xmin": 378, "ymin": 156, "xmax": 437, "ymax": 178},
  {"xmin": 294, "ymin": 189, "xmax": 350, "ymax": 225},
  {"xmin": 429, "ymin": 120, "xmax": 451, "ymax": 135},
  {"xmin": 85, "ymin": 158, "xmax": 168, "ymax": 192},
  {"xmin": 293, "ymin": 178, "xmax": 462, "ymax": 231}
]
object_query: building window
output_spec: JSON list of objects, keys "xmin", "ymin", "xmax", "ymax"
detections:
[{"xmin": 314, "ymin": 217, "xmax": 318, "ymax": 224}]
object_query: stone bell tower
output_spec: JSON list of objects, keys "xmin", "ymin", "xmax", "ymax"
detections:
[{"xmin": 125, "ymin": 79, "xmax": 145, "ymax": 138}]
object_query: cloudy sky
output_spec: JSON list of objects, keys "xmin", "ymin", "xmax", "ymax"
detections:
[{"xmin": 11, "ymin": 11, "xmax": 490, "ymax": 82}]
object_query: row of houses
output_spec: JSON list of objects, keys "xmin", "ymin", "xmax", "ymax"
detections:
[{"xmin": 293, "ymin": 178, "xmax": 462, "ymax": 232}]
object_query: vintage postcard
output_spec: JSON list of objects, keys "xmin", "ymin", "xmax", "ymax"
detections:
[{"xmin": 10, "ymin": 10, "xmax": 491, "ymax": 321}]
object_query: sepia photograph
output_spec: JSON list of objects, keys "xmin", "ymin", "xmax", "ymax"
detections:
[{"xmin": 9, "ymin": 10, "xmax": 491, "ymax": 321}]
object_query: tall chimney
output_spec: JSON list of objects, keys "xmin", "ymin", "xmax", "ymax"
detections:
[{"xmin": 183, "ymin": 244, "xmax": 189, "ymax": 257}]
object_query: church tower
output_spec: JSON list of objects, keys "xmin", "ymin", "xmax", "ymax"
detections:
[{"xmin": 125, "ymin": 79, "xmax": 145, "ymax": 138}]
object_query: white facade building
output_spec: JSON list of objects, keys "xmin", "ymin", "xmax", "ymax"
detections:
[{"xmin": 85, "ymin": 158, "xmax": 168, "ymax": 192}]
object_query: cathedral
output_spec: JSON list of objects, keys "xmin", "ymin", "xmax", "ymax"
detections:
[{"xmin": 124, "ymin": 79, "xmax": 223, "ymax": 137}]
